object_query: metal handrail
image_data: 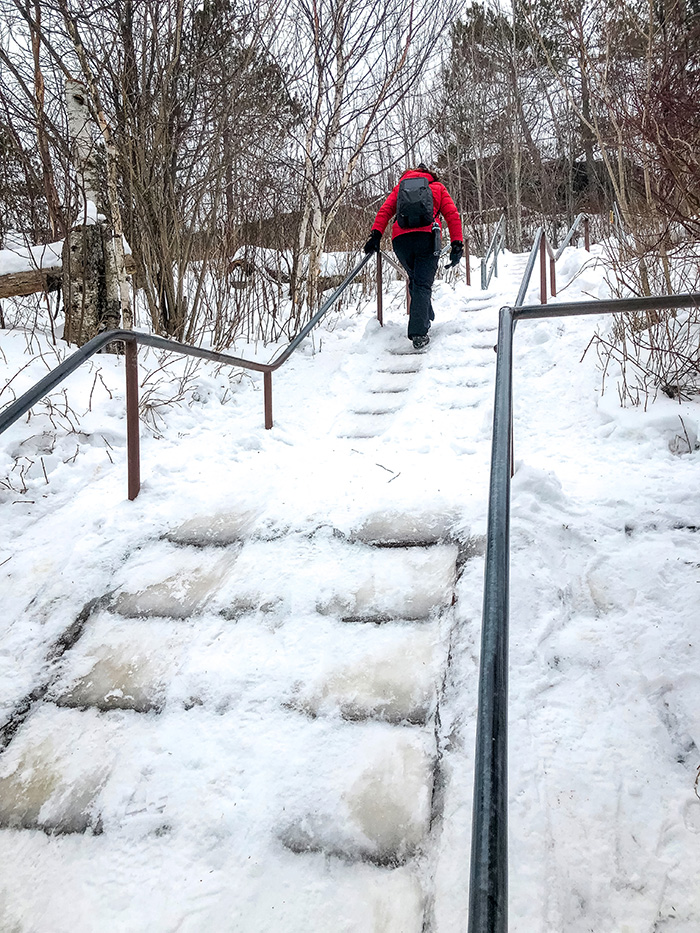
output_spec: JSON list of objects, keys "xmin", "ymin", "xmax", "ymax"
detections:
[
  {"xmin": 468, "ymin": 289, "xmax": 700, "ymax": 933},
  {"xmin": 517, "ymin": 212, "xmax": 596, "ymax": 308},
  {"xmin": 381, "ymin": 250, "xmax": 407, "ymax": 278},
  {"xmin": 554, "ymin": 213, "xmax": 590, "ymax": 260},
  {"xmin": 481, "ymin": 214, "xmax": 506, "ymax": 290},
  {"xmin": 0, "ymin": 252, "xmax": 374, "ymax": 499},
  {"xmin": 514, "ymin": 227, "xmax": 544, "ymax": 308}
]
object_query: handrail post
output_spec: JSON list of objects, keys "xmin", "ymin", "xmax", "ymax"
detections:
[
  {"xmin": 264, "ymin": 371, "xmax": 273, "ymax": 429},
  {"xmin": 125, "ymin": 339, "xmax": 141, "ymax": 501},
  {"xmin": 550, "ymin": 254, "xmax": 557, "ymax": 298},
  {"xmin": 540, "ymin": 233, "xmax": 547, "ymax": 304},
  {"xmin": 465, "ymin": 237, "xmax": 471, "ymax": 286},
  {"xmin": 377, "ymin": 251, "xmax": 383, "ymax": 326},
  {"xmin": 468, "ymin": 303, "xmax": 513, "ymax": 933},
  {"xmin": 481, "ymin": 257, "xmax": 487, "ymax": 290},
  {"xmin": 584, "ymin": 217, "xmax": 590, "ymax": 252}
]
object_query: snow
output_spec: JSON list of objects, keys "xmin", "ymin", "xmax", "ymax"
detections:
[
  {"xmin": 1, "ymin": 245, "xmax": 700, "ymax": 931},
  {"xmin": 0, "ymin": 241, "xmax": 63, "ymax": 275}
]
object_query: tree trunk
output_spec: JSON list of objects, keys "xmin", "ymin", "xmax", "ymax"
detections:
[{"xmin": 62, "ymin": 224, "xmax": 104, "ymax": 346}]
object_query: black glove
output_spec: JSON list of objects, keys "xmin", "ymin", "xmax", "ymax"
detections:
[
  {"xmin": 363, "ymin": 230, "xmax": 381, "ymax": 254},
  {"xmin": 445, "ymin": 240, "xmax": 464, "ymax": 268}
]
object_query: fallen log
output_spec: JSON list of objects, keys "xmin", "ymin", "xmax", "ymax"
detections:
[
  {"xmin": 0, "ymin": 253, "xmax": 136, "ymax": 301},
  {"xmin": 0, "ymin": 267, "xmax": 63, "ymax": 299}
]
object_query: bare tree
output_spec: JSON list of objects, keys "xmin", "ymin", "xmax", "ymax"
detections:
[{"xmin": 278, "ymin": 0, "xmax": 459, "ymax": 319}]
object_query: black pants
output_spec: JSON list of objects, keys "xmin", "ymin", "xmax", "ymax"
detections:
[{"xmin": 393, "ymin": 232, "xmax": 439, "ymax": 338}]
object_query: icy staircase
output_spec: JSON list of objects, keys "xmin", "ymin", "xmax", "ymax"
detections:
[{"xmin": 0, "ymin": 506, "xmax": 475, "ymax": 931}]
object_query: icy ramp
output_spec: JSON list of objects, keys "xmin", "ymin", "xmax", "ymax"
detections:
[{"xmin": 0, "ymin": 507, "xmax": 476, "ymax": 933}]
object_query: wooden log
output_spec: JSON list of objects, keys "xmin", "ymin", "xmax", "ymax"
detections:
[
  {"xmin": 0, "ymin": 252, "xmax": 135, "ymax": 302},
  {"xmin": 0, "ymin": 267, "xmax": 63, "ymax": 299}
]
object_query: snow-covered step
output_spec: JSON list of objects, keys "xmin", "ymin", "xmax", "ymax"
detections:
[
  {"xmin": 350, "ymin": 402, "xmax": 403, "ymax": 416},
  {"xmin": 0, "ymin": 705, "xmax": 435, "ymax": 865},
  {"xmin": 365, "ymin": 372, "xmax": 415, "ymax": 394},
  {"xmin": 110, "ymin": 542, "xmax": 238, "ymax": 619},
  {"xmin": 0, "ymin": 829, "xmax": 426, "ymax": 932},
  {"xmin": 287, "ymin": 623, "xmax": 442, "ymax": 724},
  {"xmin": 335, "ymin": 411, "xmax": 395, "ymax": 439},
  {"xmin": 202, "ymin": 537, "xmax": 456, "ymax": 621},
  {"xmin": 377, "ymin": 359, "xmax": 422, "ymax": 375},
  {"xmin": 422, "ymin": 370, "xmax": 484, "ymax": 387},
  {"xmin": 460, "ymin": 302, "xmax": 495, "ymax": 313},
  {"xmin": 46, "ymin": 612, "xmax": 445, "ymax": 725}
]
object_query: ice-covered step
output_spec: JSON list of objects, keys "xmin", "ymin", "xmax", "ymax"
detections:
[
  {"xmin": 162, "ymin": 506, "xmax": 462, "ymax": 550},
  {"xmin": 0, "ymin": 705, "xmax": 435, "ymax": 860},
  {"xmin": 165, "ymin": 507, "xmax": 261, "ymax": 547},
  {"xmin": 101, "ymin": 534, "xmax": 458, "ymax": 622},
  {"xmin": 49, "ymin": 614, "xmax": 190, "ymax": 712},
  {"xmin": 46, "ymin": 612, "xmax": 445, "ymax": 725},
  {"xmin": 0, "ymin": 706, "xmax": 120, "ymax": 833},
  {"xmin": 110, "ymin": 541, "xmax": 238, "ymax": 619},
  {"xmin": 350, "ymin": 507, "xmax": 460, "ymax": 546},
  {"xmin": 209, "ymin": 537, "xmax": 458, "ymax": 621},
  {"xmin": 287, "ymin": 623, "xmax": 442, "ymax": 724},
  {"xmin": 279, "ymin": 725, "xmax": 435, "ymax": 866}
]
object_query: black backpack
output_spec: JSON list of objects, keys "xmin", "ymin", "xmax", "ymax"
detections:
[{"xmin": 396, "ymin": 176, "xmax": 434, "ymax": 228}]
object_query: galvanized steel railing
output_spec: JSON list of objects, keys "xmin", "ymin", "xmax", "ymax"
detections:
[
  {"xmin": 481, "ymin": 214, "xmax": 506, "ymax": 290},
  {"xmin": 468, "ymin": 289, "xmax": 700, "ymax": 932},
  {"xmin": 554, "ymin": 213, "xmax": 590, "ymax": 260}
]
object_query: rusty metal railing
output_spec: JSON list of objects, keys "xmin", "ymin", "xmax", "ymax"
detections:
[{"xmin": 0, "ymin": 252, "xmax": 376, "ymax": 500}]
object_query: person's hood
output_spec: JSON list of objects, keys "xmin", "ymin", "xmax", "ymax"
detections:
[{"xmin": 399, "ymin": 168, "xmax": 436, "ymax": 183}]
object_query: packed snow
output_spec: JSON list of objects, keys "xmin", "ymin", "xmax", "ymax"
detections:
[{"xmin": 0, "ymin": 244, "xmax": 699, "ymax": 932}]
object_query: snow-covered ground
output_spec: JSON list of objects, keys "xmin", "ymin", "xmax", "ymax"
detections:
[{"xmin": 0, "ymin": 246, "xmax": 699, "ymax": 932}]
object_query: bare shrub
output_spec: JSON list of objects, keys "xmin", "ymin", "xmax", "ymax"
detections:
[{"xmin": 590, "ymin": 230, "xmax": 700, "ymax": 406}]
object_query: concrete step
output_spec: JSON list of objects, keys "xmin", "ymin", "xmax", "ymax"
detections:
[
  {"xmin": 0, "ymin": 510, "xmax": 470, "ymax": 933},
  {"xmin": 107, "ymin": 536, "xmax": 458, "ymax": 623},
  {"xmin": 0, "ymin": 704, "xmax": 436, "ymax": 865},
  {"xmin": 45, "ymin": 611, "xmax": 444, "ymax": 726}
]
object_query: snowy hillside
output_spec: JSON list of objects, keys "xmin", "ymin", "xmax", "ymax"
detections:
[{"xmin": 1, "ymin": 247, "xmax": 699, "ymax": 932}]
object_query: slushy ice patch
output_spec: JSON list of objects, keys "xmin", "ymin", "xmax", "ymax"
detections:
[
  {"xmin": 164, "ymin": 509, "xmax": 261, "ymax": 547},
  {"xmin": 288, "ymin": 624, "xmax": 441, "ymax": 724},
  {"xmin": 51, "ymin": 616, "xmax": 190, "ymax": 712},
  {"xmin": 0, "ymin": 707, "xmax": 119, "ymax": 832},
  {"xmin": 279, "ymin": 729, "xmax": 434, "ymax": 865},
  {"xmin": 112, "ymin": 544, "xmax": 238, "ymax": 618}
]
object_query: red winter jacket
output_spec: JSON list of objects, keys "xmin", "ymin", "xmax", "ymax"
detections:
[{"xmin": 371, "ymin": 169, "xmax": 463, "ymax": 243}]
